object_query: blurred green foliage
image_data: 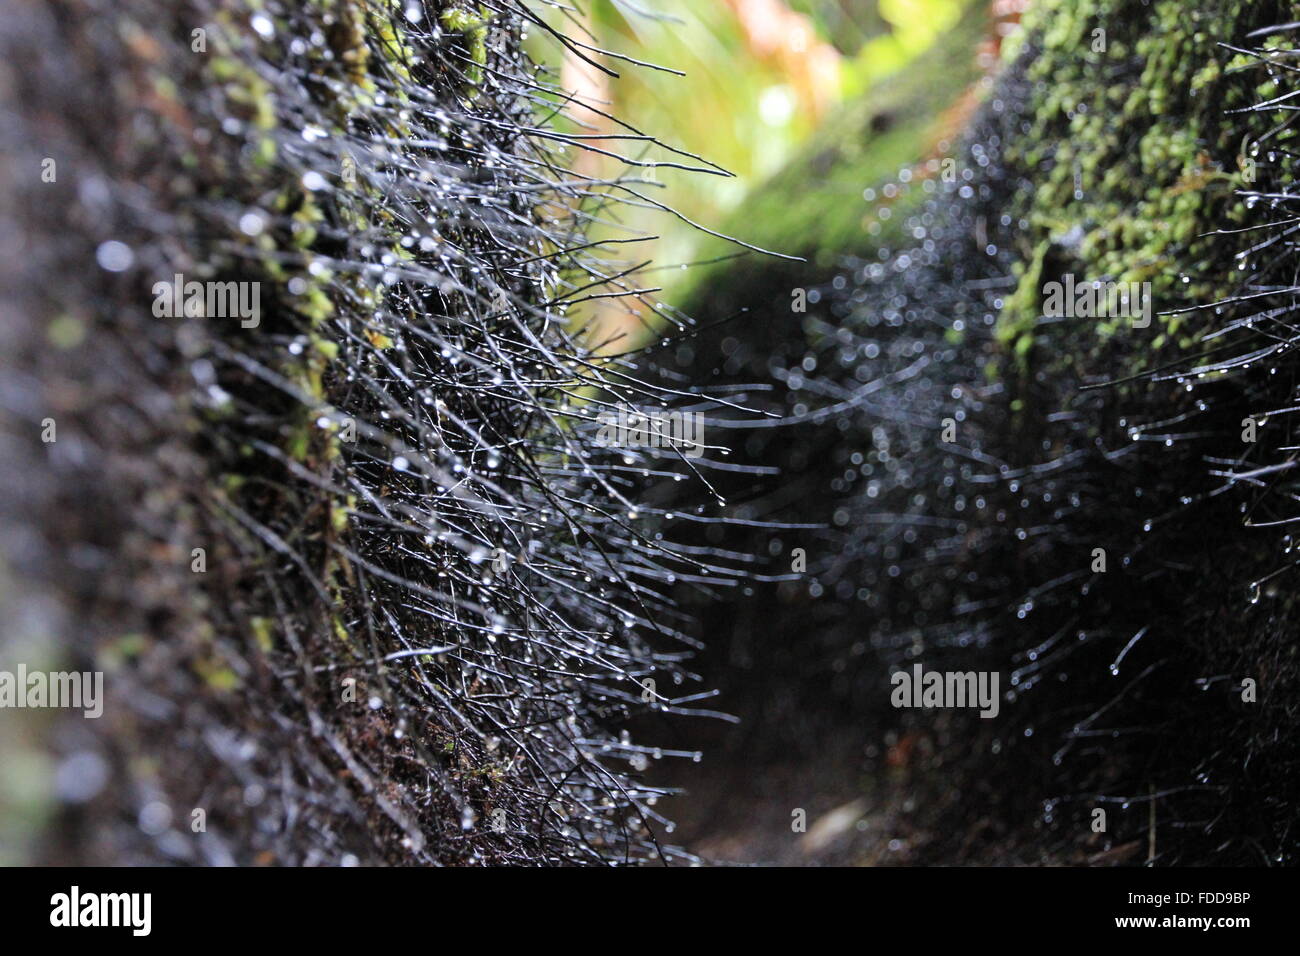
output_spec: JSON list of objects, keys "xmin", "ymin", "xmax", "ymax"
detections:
[{"xmin": 529, "ymin": 0, "xmax": 978, "ymax": 334}]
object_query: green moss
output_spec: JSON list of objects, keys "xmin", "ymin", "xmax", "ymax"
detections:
[
  {"xmin": 999, "ymin": 241, "xmax": 1049, "ymax": 354},
  {"xmin": 195, "ymin": 659, "xmax": 240, "ymax": 692},
  {"xmin": 996, "ymin": 0, "xmax": 1284, "ymax": 383},
  {"xmin": 328, "ymin": 0, "xmax": 373, "ymax": 90},
  {"xmin": 440, "ymin": 6, "xmax": 490, "ymax": 88},
  {"xmin": 45, "ymin": 314, "xmax": 87, "ymax": 349},
  {"xmin": 251, "ymin": 617, "xmax": 275, "ymax": 653}
]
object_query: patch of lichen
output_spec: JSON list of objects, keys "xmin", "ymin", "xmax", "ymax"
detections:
[
  {"xmin": 192, "ymin": 0, "xmax": 535, "ymax": 682},
  {"xmin": 173, "ymin": 2, "xmax": 440, "ymax": 673},
  {"xmin": 207, "ymin": 8, "xmax": 433, "ymax": 391},
  {"xmin": 997, "ymin": 0, "xmax": 1293, "ymax": 378}
]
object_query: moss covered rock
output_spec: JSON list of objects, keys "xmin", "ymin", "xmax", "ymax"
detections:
[
  {"xmin": 0, "ymin": 0, "xmax": 726, "ymax": 865},
  {"xmin": 655, "ymin": 0, "xmax": 1300, "ymax": 864}
]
